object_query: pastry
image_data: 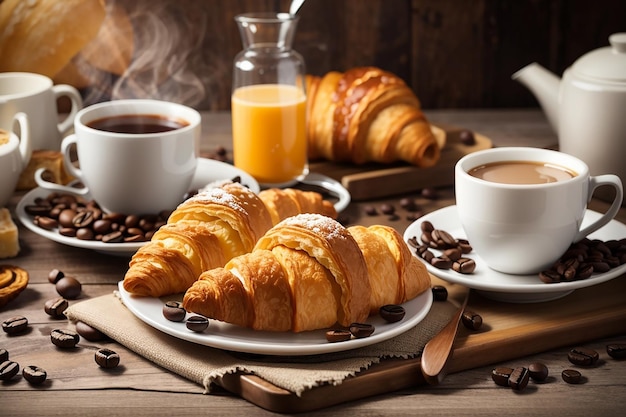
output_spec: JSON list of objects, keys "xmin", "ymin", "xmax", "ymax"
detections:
[
  {"xmin": 0, "ymin": 265, "xmax": 29, "ymax": 308},
  {"xmin": 16, "ymin": 150, "xmax": 74, "ymax": 191},
  {"xmin": 122, "ymin": 181, "xmax": 337, "ymax": 297},
  {"xmin": 0, "ymin": 208, "xmax": 19, "ymax": 259},
  {"xmin": 306, "ymin": 66, "xmax": 441, "ymax": 167},
  {"xmin": 183, "ymin": 213, "xmax": 431, "ymax": 332}
]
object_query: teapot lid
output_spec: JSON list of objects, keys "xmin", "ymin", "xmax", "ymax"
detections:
[{"xmin": 572, "ymin": 33, "xmax": 626, "ymax": 83}]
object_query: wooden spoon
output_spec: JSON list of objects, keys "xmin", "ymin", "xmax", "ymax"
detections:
[{"xmin": 420, "ymin": 292, "xmax": 469, "ymax": 385}]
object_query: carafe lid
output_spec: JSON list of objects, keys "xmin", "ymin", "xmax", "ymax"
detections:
[{"xmin": 571, "ymin": 33, "xmax": 626, "ymax": 83}]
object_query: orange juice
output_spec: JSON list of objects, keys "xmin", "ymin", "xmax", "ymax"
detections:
[{"xmin": 232, "ymin": 84, "xmax": 307, "ymax": 184}]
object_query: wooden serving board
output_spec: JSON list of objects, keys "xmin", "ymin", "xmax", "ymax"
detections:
[
  {"xmin": 216, "ymin": 275, "xmax": 626, "ymax": 413},
  {"xmin": 309, "ymin": 125, "xmax": 492, "ymax": 201}
]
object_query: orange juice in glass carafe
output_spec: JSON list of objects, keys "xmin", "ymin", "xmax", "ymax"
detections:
[
  {"xmin": 232, "ymin": 12, "xmax": 308, "ymax": 186},
  {"xmin": 232, "ymin": 84, "xmax": 307, "ymax": 184}
]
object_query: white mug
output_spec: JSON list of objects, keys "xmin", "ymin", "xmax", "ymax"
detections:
[
  {"xmin": 455, "ymin": 147, "xmax": 623, "ymax": 275},
  {"xmin": 0, "ymin": 72, "xmax": 82, "ymax": 151},
  {"xmin": 37, "ymin": 99, "xmax": 200, "ymax": 215},
  {"xmin": 0, "ymin": 113, "xmax": 32, "ymax": 207}
]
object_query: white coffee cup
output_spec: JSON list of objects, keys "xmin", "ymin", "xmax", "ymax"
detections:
[
  {"xmin": 37, "ymin": 99, "xmax": 200, "ymax": 215},
  {"xmin": 0, "ymin": 72, "xmax": 82, "ymax": 151},
  {"xmin": 0, "ymin": 113, "xmax": 32, "ymax": 207},
  {"xmin": 455, "ymin": 147, "xmax": 623, "ymax": 275}
]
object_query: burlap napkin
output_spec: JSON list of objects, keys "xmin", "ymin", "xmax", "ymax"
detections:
[{"xmin": 65, "ymin": 292, "xmax": 456, "ymax": 396}]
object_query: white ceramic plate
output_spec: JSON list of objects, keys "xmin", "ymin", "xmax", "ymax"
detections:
[
  {"xmin": 16, "ymin": 158, "xmax": 260, "ymax": 256},
  {"xmin": 403, "ymin": 205, "xmax": 626, "ymax": 303},
  {"xmin": 117, "ymin": 281, "xmax": 433, "ymax": 356}
]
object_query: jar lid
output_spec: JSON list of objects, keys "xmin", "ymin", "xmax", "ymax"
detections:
[{"xmin": 571, "ymin": 33, "xmax": 626, "ymax": 83}]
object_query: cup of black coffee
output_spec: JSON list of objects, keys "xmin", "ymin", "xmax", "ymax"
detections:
[
  {"xmin": 455, "ymin": 147, "xmax": 623, "ymax": 274},
  {"xmin": 37, "ymin": 99, "xmax": 200, "ymax": 215}
]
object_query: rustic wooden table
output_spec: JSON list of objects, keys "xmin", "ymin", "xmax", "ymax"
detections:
[{"xmin": 1, "ymin": 109, "xmax": 625, "ymax": 416}]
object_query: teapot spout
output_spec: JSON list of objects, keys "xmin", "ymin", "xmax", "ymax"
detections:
[{"xmin": 512, "ymin": 62, "xmax": 561, "ymax": 135}]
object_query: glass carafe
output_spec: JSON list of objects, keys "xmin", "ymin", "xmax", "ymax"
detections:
[{"xmin": 231, "ymin": 12, "xmax": 308, "ymax": 186}]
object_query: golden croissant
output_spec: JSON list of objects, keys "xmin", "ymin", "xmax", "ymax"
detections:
[
  {"xmin": 306, "ymin": 66, "xmax": 440, "ymax": 167},
  {"xmin": 122, "ymin": 181, "xmax": 337, "ymax": 297},
  {"xmin": 182, "ymin": 213, "xmax": 431, "ymax": 332}
]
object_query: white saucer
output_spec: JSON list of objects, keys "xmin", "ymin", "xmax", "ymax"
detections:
[
  {"xmin": 117, "ymin": 281, "xmax": 433, "ymax": 356},
  {"xmin": 16, "ymin": 158, "xmax": 260, "ymax": 256},
  {"xmin": 403, "ymin": 205, "xmax": 626, "ymax": 303}
]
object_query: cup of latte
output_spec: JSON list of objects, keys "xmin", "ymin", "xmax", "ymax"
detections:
[{"xmin": 455, "ymin": 147, "xmax": 623, "ymax": 274}]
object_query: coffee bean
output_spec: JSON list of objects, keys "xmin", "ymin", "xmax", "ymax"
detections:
[
  {"xmin": 379, "ymin": 305, "xmax": 406, "ymax": 323},
  {"xmin": 421, "ymin": 249, "xmax": 435, "ymax": 263},
  {"xmin": 443, "ymin": 248, "xmax": 462, "ymax": 262},
  {"xmin": 508, "ymin": 367, "xmax": 530, "ymax": 391},
  {"xmin": 453, "ymin": 258, "xmax": 476, "ymax": 274},
  {"xmin": 421, "ymin": 187, "xmax": 438, "ymax": 200},
  {"xmin": 0, "ymin": 360, "xmax": 20, "ymax": 381},
  {"xmin": 50, "ymin": 328, "xmax": 80, "ymax": 348},
  {"xmin": 459, "ymin": 129, "xmax": 476, "ymax": 145},
  {"xmin": 568, "ymin": 347, "xmax": 599, "ymax": 366},
  {"xmin": 22, "ymin": 365, "xmax": 47, "ymax": 385},
  {"xmin": 163, "ymin": 301, "xmax": 186, "ymax": 322},
  {"xmin": 491, "ymin": 367, "xmax": 513, "ymax": 387},
  {"xmin": 75, "ymin": 321, "xmax": 107, "ymax": 341},
  {"xmin": 539, "ymin": 269, "xmax": 562, "ymax": 283},
  {"xmin": 380, "ymin": 203, "xmax": 395, "ymax": 215},
  {"xmin": 399, "ymin": 197, "xmax": 418, "ymax": 211},
  {"xmin": 48, "ymin": 268, "xmax": 65, "ymax": 284},
  {"xmin": 102, "ymin": 230, "xmax": 124, "ymax": 243},
  {"xmin": 407, "ymin": 236, "xmax": 419, "ymax": 248},
  {"xmin": 364, "ymin": 206, "xmax": 378, "ymax": 216},
  {"xmin": 349, "ymin": 323, "xmax": 375, "ymax": 338},
  {"xmin": 528, "ymin": 362, "xmax": 549, "ymax": 382},
  {"xmin": 44, "ymin": 297, "xmax": 69, "ymax": 319},
  {"xmin": 95, "ymin": 348, "xmax": 120, "ymax": 369},
  {"xmin": 431, "ymin": 256, "xmax": 453, "ymax": 269},
  {"xmin": 431, "ymin": 285, "xmax": 448, "ymax": 301},
  {"xmin": 56, "ymin": 276, "xmax": 82, "ymax": 299},
  {"xmin": 606, "ymin": 344, "xmax": 626, "ymax": 360},
  {"xmin": 2, "ymin": 316, "xmax": 29, "ymax": 335},
  {"xmin": 431, "ymin": 229, "xmax": 456, "ymax": 249},
  {"xmin": 186, "ymin": 315, "xmax": 209, "ymax": 332},
  {"xmin": 561, "ymin": 369, "xmax": 582, "ymax": 384},
  {"xmin": 457, "ymin": 239, "xmax": 473, "ymax": 254},
  {"xmin": 461, "ymin": 310, "xmax": 483, "ymax": 330},
  {"xmin": 58, "ymin": 209, "xmax": 77, "ymax": 227},
  {"xmin": 34, "ymin": 216, "xmax": 58, "ymax": 230},
  {"xmin": 420, "ymin": 221, "xmax": 434, "ymax": 233},
  {"xmin": 326, "ymin": 329, "xmax": 351, "ymax": 343},
  {"xmin": 0, "ymin": 349, "xmax": 8, "ymax": 362},
  {"xmin": 72, "ymin": 210, "xmax": 96, "ymax": 228}
]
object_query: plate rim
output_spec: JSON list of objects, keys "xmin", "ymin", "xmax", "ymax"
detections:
[
  {"xmin": 403, "ymin": 205, "xmax": 626, "ymax": 295},
  {"xmin": 117, "ymin": 281, "xmax": 433, "ymax": 356}
]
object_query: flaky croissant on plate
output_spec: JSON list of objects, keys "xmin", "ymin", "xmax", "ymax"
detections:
[
  {"xmin": 123, "ymin": 181, "xmax": 336, "ymax": 298},
  {"xmin": 306, "ymin": 66, "xmax": 441, "ymax": 167},
  {"xmin": 182, "ymin": 213, "xmax": 431, "ymax": 332}
]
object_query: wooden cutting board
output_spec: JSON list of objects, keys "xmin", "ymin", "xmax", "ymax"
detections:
[
  {"xmin": 309, "ymin": 125, "xmax": 492, "ymax": 200},
  {"xmin": 216, "ymin": 274, "xmax": 626, "ymax": 413}
]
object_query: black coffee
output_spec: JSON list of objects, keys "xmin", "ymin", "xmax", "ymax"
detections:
[{"xmin": 87, "ymin": 114, "xmax": 189, "ymax": 134}]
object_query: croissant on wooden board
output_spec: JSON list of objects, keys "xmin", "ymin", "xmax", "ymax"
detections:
[
  {"xmin": 122, "ymin": 181, "xmax": 337, "ymax": 298},
  {"xmin": 306, "ymin": 66, "xmax": 441, "ymax": 168},
  {"xmin": 182, "ymin": 213, "xmax": 431, "ymax": 332}
]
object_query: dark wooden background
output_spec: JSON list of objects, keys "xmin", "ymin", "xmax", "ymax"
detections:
[{"xmin": 67, "ymin": 0, "xmax": 626, "ymax": 110}]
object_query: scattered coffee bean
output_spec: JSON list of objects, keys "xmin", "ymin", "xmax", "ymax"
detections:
[
  {"xmin": 380, "ymin": 203, "xmax": 395, "ymax": 215},
  {"xmin": 75, "ymin": 321, "xmax": 107, "ymax": 341},
  {"xmin": 452, "ymin": 258, "xmax": 476, "ymax": 274},
  {"xmin": 412, "ymin": 222, "xmax": 477, "ymax": 275},
  {"xmin": 528, "ymin": 362, "xmax": 549, "ymax": 382},
  {"xmin": 0, "ymin": 349, "xmax": 8, "ymax": 362},
  {"xmin": 431, "ymin": 285, "xmax": 448, "ymax": 301},
  {"xmin": 22, "ymin": 365, "xmax": 47, "ymax": 385},
  {"xmin": 56, "ymin": 276, "xmax": 82, "ymax": 299},
  {"xmin": 399, "ymin": 197, "xmax": 418, "ymax": 211},
  {"xmin": 349, "ymin": 323, "xmax": 375, "ymax": 338},
  {"xmin": 379, "ymin": 304, "xmax": 406, "ymax": 323},
  {"xmin": 44, "ymin": 297, "xmax": 69, "ymax": 319},
  {"xmin": 2, "ymin": 316, "xmax": 29, "ymax": 335},
  {"xmin": 48, "ymin": 268, "xmax": 65, "ymax": 284},
  {"xmin": 459, "ymin": 129, "xmax": 476, "ymax": 146},
  {"xmin": 95, "ymin": 348, "xmax": 120, "ymax": 369},
  {"xmin": 326, "ymin": 329, "xmax": 352, "ymax": 343},
  {"xmin": 0, "ymin": 360, "xmax": 20, "ymax": 381},
  {"xmin": 508, "ymin": 367, "xmax": 530, "ymax": 391},
  {"xmin": 421, "ymin": 187, "xmax": 438, "ymax": 200},
  {"xmin": 186, "ymin": 315, "xmax": 209, "ymax": 332},
  {"xmin": 561, "ymin": 369, "xmax": 582, "ymax": 384},
  {"xmin": 364, "ymin": 206, "xmax": 378, "ymax": 216},
  {"xmin": 431, "ymin": 256, "xmax": 453, "ymax": 270},
  {"xmin": 421, "ymin": 221, "xmax": 434, "ymax": 233},
  {"xmin": 491, "ymin": 367, "xmax": 513, "ymax": 387},
  {"xmin": 163, "ymin": 301, "xmax": 186, "ymax": 322},
  {"xmin": 461, "ymin": 310, "xmax": 483, "ymax": 330},
  {"xmin": 606, "ymin": 344, "xmax": 626, "ymax": 360},
  {"xmin": 50, "ymin": 328, "xmax": 80, "ymax": 348},
  {"xmin": 568, "ymin": 347, "xmax": 599, "ymax": 366},
  {"xmin": 443, "ymin": 248, "xmax": 462, "ymax": 262}
]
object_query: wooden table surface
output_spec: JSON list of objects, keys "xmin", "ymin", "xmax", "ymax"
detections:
[{"xmin": 2, "ymin": 109, "xmax": 625, "ymax": 416}]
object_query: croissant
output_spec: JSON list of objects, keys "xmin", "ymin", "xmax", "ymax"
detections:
[
  {"xmin": 182, "ymin": 213, "xmax": 431, "ymax": 332},
  {"xmin": 122, "ymin": 181, "xmax": 337, "ymax": 297},
  {"xmin": 306, "ymin": 66, "xmax": 440, "ymax": 167}
]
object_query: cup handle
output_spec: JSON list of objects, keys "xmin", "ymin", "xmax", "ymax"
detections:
[
  {"xmin": 575, "ymin": 174, "xmax": 624, "ymax": 241},
  {"xmin": 13, "ymin": 112, "xmax": 32, "ymax": 167},
  {"xmin": 53, "ymin": 84, "xmax": 83, "ymax": 136},
  {"xmin": 298, "ymin": 172, "xmax": 351, "ymax": 213},
  {"xmin": 34, "ymin": 168, "xmax": 90, "ymax": 197},
  {"xmin": 60, "ymin": 134, "xmax": 86, "ymax": 182}
]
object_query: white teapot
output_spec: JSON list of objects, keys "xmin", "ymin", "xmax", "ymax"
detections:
[{"xmin": 512, "ymin": 33, "xmax": 626, "ymax": 204}]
